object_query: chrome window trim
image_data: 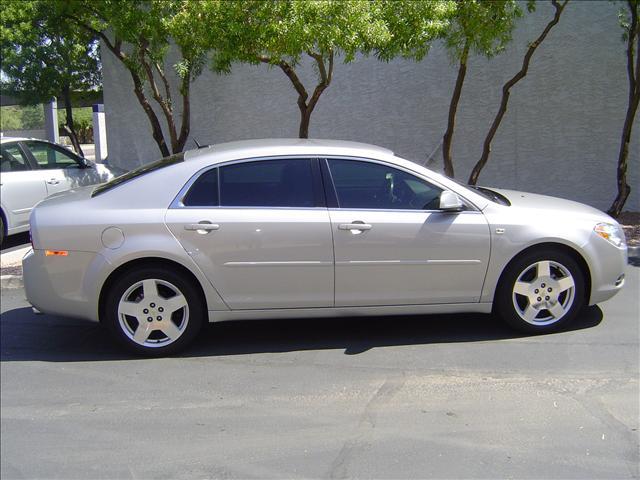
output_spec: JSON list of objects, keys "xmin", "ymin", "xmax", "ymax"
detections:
[{"xmin": 169, "ymin": 154, "xmax": 481, "ymax": 213}]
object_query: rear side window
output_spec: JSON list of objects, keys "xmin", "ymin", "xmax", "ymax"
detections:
[
  {"xmin": 93, "ymin": 153, "xmax": 184, "ymax": 197},
  {"xmin": 219, "ymin": 159, "xmax": 315, "ymax": 207},
  {"xmin": 0, "ymin": 144, "xmax": 31, "ymax": 172},
  {"xmin": 183, "ymin": 168, "xmax": 219, "ymax": 206}
]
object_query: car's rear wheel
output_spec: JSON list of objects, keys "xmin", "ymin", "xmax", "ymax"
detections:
[
  {"xmin": 104, "ymin": 267, "xmax": 204, "ymax": 356},
  {"xmin": 496, "ymin": 249, "xmax": 585, "ymax": 333}
]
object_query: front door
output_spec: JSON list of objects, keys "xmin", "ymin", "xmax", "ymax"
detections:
[
  {"xmin": 22, "ymin": 140, "xmax": 88, "ymax": 195},
  {"xmin": 325, "ymin": 158, "xmax": 491, "ymax": 306},
  {"xmin": 166, "ymin": 158, "xmax": 334, "ymax": 310}
]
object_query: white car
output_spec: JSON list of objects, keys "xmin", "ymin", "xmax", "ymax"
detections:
[{"xmin": 0, "ymin": 137, "xmax": 124, "ymax": 244}]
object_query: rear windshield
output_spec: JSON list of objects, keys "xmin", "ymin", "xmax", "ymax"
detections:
[{"xmin": 92, "ymin": 152, "xmax": 184, "ymax": 197}]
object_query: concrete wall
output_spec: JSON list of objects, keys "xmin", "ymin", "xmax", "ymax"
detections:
[{"xmin": 102, "ymin": 0, "xmax": 639, "ymax": 211}]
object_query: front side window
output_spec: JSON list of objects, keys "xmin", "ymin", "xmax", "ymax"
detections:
[
  {"xmin": 219, "ymin": 159, "xmax": 315, "ymax": 208},
  {"xmin": 0, "ymin": 144, "xmax": 31, "ymax": 172},
  {"xmin": 327, "ymin": 159, "xmax": 443, "ymax": 210},
  {"xmin": 24, "ymin": 141, "xmax": 81, "ymax": 169}
]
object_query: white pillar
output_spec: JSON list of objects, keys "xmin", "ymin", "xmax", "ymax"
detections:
[
  {"xmin": 43, "ymin": 98, "xmax": 59, "ymax": 144},
  {"xmin": 93, "ymin": 103, "xmax": 108, "ymax": 162}
]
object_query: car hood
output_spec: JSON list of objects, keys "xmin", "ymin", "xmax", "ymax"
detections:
[{"xmin": 489, "ymin": 188, "xmax": 614, "ymax": 222}]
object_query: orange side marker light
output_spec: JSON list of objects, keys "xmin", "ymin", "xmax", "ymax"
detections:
[{"xmin": 45, "ymin": 250, "xmax": 68, "ymax": 257}]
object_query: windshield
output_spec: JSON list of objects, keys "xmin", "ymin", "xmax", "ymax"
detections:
[{"xmin": 92, "ymin": 153, "xmax": 185, "ymax": 197}]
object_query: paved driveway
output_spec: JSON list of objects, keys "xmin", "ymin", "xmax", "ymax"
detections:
[{"xmin": 1, "ymin": 266, "xmax": 638, "ymax": 479}]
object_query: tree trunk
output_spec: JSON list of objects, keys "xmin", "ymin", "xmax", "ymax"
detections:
[
  {"xmin": 608, "ymin": 0, "xmax": 639, "ymax": 218},
  {"xmin": 468, "ymin": 0, "xmax": 568, "ymax": 185},
  {"xmin": 299, "ymin": 108, "xmax": 311, "ymax": 139},
  {"xmin": 61, "ymin": 84, "xmax": 83, "ymax": 157},
  {"xmin": 442, "ymin": 43, "xmax": 469, "ymax": 178}
]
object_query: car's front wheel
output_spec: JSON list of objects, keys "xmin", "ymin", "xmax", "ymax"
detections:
[
  {"xmin": 496, "ymin": 249, "xmax": 586, "ymax": 333},
  {"xmin": 104, "ymin": 267, "xmax": 204, "ymax": 356}
]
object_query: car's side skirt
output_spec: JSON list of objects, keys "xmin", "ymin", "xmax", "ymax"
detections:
[{"xmin": 209, "ymin": 303, "xmax": 493, "ymax": 323}]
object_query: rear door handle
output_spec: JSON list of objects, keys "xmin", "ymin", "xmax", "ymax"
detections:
[
  {"xmin": 184, "ymin": 223, "xmax": 220, "ymax": 232},
  {"xmin": 338, "ymin": 222, "xmax": 372, "ymax": 231},
  {"xmin": 46, "ymin": 179, "xmax": 60, "ymax": 185}
]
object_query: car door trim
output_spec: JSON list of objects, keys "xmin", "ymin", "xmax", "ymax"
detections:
[
  {"xmin": 223, "ymin": 261, "xmax": 332, "ymax": 267},
  {"xmin": 335, "ymin": 259, "xmax": 482, "ymax": 266}
]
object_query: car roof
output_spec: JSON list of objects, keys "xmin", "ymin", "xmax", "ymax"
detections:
[
  {"xmin": 184, "ymin": 138, "xmax": 394, "ymax": 164},
  {"xmin": 0, "ymin": 136, "xmax": 30, "ymax": 143}
]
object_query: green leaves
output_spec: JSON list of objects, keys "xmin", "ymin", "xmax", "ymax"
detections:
[
  {"xmin": 443, "ymin": 0, "xmax": 525, "ymax": 62},
  {"xmin": 0, "ymin": 0, "xmax": 100, "ymax": 105}
]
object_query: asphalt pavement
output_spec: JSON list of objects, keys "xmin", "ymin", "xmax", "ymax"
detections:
[{"xmin": 1, "ymin": 266, "xmax": 638, "ymax": 479}]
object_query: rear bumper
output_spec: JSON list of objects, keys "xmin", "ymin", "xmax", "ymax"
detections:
[{"xmin": 22, "ymin": 249, "xmax": 104, "ymax": 322}]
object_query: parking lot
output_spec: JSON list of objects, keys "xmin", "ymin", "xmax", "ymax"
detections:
[{"xmin": 1, "ymin": 265, "xmax": 638, "ymax": 479}]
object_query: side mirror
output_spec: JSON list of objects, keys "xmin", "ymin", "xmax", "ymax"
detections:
[{"xmin": 439, "ymin": 190, "xmax": 464, "ymax": 212}]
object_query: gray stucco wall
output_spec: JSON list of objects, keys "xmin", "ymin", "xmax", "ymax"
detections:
[{"xmin": 102, "ymin": 0, "xmax": 638, "ymax": 211}]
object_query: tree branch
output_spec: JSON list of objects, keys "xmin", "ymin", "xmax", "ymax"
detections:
[
  {"xmin": 468, "ymin": 0, "xmax": 568, "ymax": 185},
  {"xmin": 137, "ymin": 43, "xmax": 178, "ymax": 150}
]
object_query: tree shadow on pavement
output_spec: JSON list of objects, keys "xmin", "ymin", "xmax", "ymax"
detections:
[{"xmin": 0, "ymin": 305, "xmax": 603, "ymax": 362}]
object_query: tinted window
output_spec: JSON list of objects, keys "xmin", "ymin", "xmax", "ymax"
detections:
[
  {"xmin": 220, "ymin": 159, "xmax": 315, "ymax": 207},
  {"xmin": 25, "ymin": 141, "xmax": 80, "ymax": 169},
  {"xmin": 0, "ymin": 144, "xmax": 31, "ymax": 172},
  {"xmin": 328, "ymin": 159, "xmax": 442, "ymax": 210},
  {"xmin": 93, "ymin": 152, "xmax": 184, "ymax": 197},
  {"xmin": 183, "ymin": 168, "xmax": 219, "ymax": 206}
]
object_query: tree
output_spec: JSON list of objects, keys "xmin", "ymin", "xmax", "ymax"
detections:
[
  {"xmin": 56, "ymin": 0, "xmax": 207, "ymax": 157},
  {"xmin": 608, "ymin": 0, "xmax": 639, "ymax": 217},
  {"xmin": 467, "ymin": 0, "xmax": 569, "ymax": 185},
  {"xmin": 438, "ymin": 0, "xmax": 525, "ymax": 178},
  {"xmin": 0, "ymin": 0, "xmax": 100, "ymax": 155},
  {"xmin": 180, "ymin": 0, "xmax": 453, "ymax": 139}
]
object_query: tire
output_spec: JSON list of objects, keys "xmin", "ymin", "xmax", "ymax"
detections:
[
  {"xmin": 495, "ymin": 249, "xmax": 585, "ymax": 334},
  {"xmin": 0, "ymin": 215, "xmax": 4, "ymax": 247},
  {"xmin": 104, "ymin": 267, "xmax": 204, "ymax": 356}
]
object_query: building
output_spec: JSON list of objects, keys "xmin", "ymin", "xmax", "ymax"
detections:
[{"xmin": 102, "ymin": 1, "xmax": 639, "ymax": 211}]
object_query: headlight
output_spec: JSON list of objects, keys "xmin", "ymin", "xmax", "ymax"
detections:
[{"xmin": 594, "ymin": 222, "xmax": 626, "ymax": 248}]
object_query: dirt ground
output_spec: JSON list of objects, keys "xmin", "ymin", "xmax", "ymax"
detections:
[{"xmin": 619, "ymin": 211, "xmax": 640, "ymax": 247}]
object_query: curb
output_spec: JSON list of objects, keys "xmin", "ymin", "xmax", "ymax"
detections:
[{"xmin": 0, "ymin": 274, "xmax": 23, "ymax": 289}]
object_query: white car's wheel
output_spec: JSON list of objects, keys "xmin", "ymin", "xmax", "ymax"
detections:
[
  {"xmin": 105, "ymin": 267, "xmax": 204, "ymax": 355},
  {"xmin": 496, "ymin": 249, "xmax": 586, "ymax": 333}
]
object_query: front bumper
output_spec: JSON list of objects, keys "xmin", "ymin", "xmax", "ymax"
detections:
[
  {"xmin": 586, "ymin": 240, "xmax": 628, "ymax": 305},
  {"xmin": 22, "ymin": 249, "xmax": 103, "ymax": 322}
]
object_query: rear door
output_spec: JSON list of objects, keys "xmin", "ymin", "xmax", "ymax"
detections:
[
  {"xmin": 0, "ymin": 142, "xmax": 47, "ymax": 231},
  {"xmin": 165, "ymin": 158, "xmax": 334, "ymax": 310},
  {"xmin": 324, "ymin": 158, "xmax": 491, "ymax": 306}
]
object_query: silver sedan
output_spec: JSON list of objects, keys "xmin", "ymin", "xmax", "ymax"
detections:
[{"xmin": 23, "ymin": 139, "xmax": 627, "ymax": 356}]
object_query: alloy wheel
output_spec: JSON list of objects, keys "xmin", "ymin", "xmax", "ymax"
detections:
[
  {"xmin": 117, "ymin": 278, "xmax": 190, "ymax": 348},
  {"xmin": 511, "ymin": 260, "xmax": 576, "ymax": 326}
]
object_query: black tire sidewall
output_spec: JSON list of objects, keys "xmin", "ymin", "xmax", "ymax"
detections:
[
  {"xmin": 496, "ymin": 249, "xmax": 586, "ymax": 334},
  {"xmin": 104, "ymin": 267, "xmax": 204, "ymax": 356}
]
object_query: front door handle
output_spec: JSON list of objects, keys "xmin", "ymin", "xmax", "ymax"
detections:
[
  {"xmin": 184, "ymin": 222, "xmax": 220, "ymax": 233},
  {"xmin": 46, "ymin": 179, "xmax": 60, "ymax": 185},
  {"xmin": 338, "ymin": 222, "xmax": 373, "ymax": 233}
]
